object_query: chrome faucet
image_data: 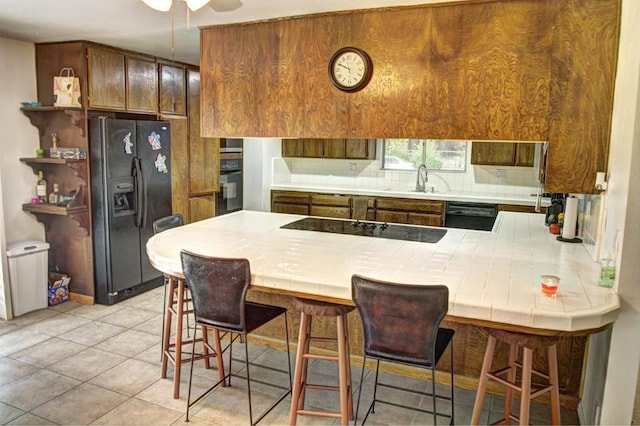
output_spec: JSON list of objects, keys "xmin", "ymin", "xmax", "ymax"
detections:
[{"xmin": 415, "ymin": 163, "xmax": 428, "ymax": 192}]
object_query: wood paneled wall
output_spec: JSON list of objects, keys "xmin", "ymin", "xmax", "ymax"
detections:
[{"xmin": 201, "ymin": 0, "xmax": 620, "ymax": 194}]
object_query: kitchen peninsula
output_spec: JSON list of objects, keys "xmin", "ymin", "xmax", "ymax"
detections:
[
  {"xmin": 147, "ymin": 210, "xmax": 618, "ymax": 333},
  {"xmin": 148, "ymin": 209, "xmax": 618, "ymax": 406}
]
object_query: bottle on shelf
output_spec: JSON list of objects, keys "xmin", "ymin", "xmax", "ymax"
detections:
[
  {"xmin": 36, "ymin": 171, "xmax": 47, "ymax": 204},
  {"xmin": 50, "ymin": 133, "xmax": 59, "ymax": 159},
  {"xmin": 48, "ymin": 183, "xmax": 61, "ymax": 205}
]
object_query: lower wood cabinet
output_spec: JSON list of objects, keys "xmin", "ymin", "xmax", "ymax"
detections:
[
  {"xmin": 310, "ymin": 194, "xmax": 351, "ymax": 218},
  {"xmin": 375, "ymin": 197, "xmax": 445, "ymax": 227},
  {"xmin": 271, "ymin": 191, "xmax": 310, "ymax": 215},
  {"xmin": 271, "ymin": 190, "xmax": 445, "ymax": 226}
]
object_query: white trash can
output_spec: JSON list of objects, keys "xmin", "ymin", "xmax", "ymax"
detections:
[{"xmin": 7, "ymin": 240, "xmax": 50, "ymax": 316}]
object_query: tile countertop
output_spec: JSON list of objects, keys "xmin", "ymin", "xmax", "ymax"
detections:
[
  {"xmin": 147, "ymin": 210, "xmax": 618, "ymax": 334},
  {"xmin": 270, "ymin": 184, "xmax": 548, "ymax": 206}
]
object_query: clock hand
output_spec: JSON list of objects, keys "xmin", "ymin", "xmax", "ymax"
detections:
[{"xmin": 338, "ymin": 63, "xmax": 351, "ymax": 71}]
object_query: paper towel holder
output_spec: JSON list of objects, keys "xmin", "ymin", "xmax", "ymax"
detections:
[{"xmin": 595, "ymin": 171, "xmax": 608, "ymax": 191}]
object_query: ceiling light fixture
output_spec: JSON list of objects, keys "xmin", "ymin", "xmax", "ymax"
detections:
[
  {"xmin": 142, "ymin": 0, "xmax": 212, "ymax": 13},
  {"xmin": 142, "ymin": 0, "xmax": 242, "ymax": 13}
]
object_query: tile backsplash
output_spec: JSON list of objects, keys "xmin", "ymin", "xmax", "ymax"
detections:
[{"xmin": 273, "ymin": 155, "xmax": 540, "ymax": 198}]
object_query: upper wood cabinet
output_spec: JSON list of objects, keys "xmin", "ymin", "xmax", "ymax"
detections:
[
  {"xmin": 36, "ymin": 42, "xmax": 163, "ymax": 114},
  {"xmin": 160, "ymin": 63, "xmax": 186, "ymax": 115},
  {"xmin": 187, "ymin": 68, "xmax": 219, "ymax": 195},
  {"xmin": 87, "ymin": 47, "xmax": 126, "ymax": 110},
  {"xmin": 282, "ymin": 138, "xmax": 376, "ymax": 159},
  {"xmin": 471, "ymin": 142, "xmax": 535, "ymax": 167},
  {"xmin": 201, "ymin": 0, "xmax": 620, "ymax": 194},
  {"xmin": 126, "ymin": 56, "xmax": 158, "ymax": 113}
]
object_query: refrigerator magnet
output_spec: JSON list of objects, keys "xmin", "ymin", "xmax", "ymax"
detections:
[
  {"xmin": 148, "ymin": 131, "xmax": 162, "ymax": 150},
  {"xmin": 155, "ymin": 153, "xmax": 168, "ymax": 174},
  {"xmin": 123, "ymin": 132, "xmax": 133, "ymax": 154}
]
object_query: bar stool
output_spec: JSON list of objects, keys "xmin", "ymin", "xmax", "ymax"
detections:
[
  {"xmin": 154, "ymin": 214, "xmax": 225, "ymax": 399},
  {"xmin": 160, "ymin": 273, "xmax": 226, "ymax": 399},
  {"xmin": 471, "ymin": 328, "xmax": 561, "ymax": 425},
  {"xmin": 289, "ymin": 297, "xmax": 355, "ymax": 426}
]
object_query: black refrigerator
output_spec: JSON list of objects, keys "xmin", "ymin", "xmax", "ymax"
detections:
[{"xmin": 89, "ymin": 117, "xmax": 172, "ymax": 305}]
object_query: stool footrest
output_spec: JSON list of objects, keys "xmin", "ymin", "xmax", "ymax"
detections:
[
  {"xmin": 302, "ymin": 353, "xmax": 339, "ymax": 362},
  {"xmin": 304, "ymin": 383, "xmax": 341, "ymax": 392},
  {"xmin": 297, "ymin": 409, "xmax": 341, "ymax": 419}
]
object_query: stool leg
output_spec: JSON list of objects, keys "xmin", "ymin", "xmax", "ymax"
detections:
[
  {"xmin": 548, "ymin": 344, "xmax": 561, "ymax": 425},
  {"xmin": 504, "ymin": 343, "xmax": 518, "ymax": 424},
  {"xmin": 213, "ymin": 329, "xmax": 227, "ymax": 386},
  {"xmin": 298, "ymin": 314, "xmax": 313, "ymax": 410},
  {"xmin": 173, "ymin": 279, "xmax": 186, "ymax": 399},
  {"xmin": 519, "ymin": 347, "xmax": 534, "ymax": 425},
  {"xmin": 161, "ymin": 277, "xmax": 176, "ymax": 379},
  {"xmin": 201, "ymin": 325, "xmax": 211, "ymax": 369},
  {"xmin": 471, "ymin": 334, "xmax": 497, "ymax": 425},
  {"xmin": 337, "ymin": 313, "xmax": 351, "ymax": 426},
  {"xmin": 289, "ymin": 311, "xmax": 310, "ymax": 425},
  {"xmin": 344, "ymin": 317, "xmax": 354, "ymax": 421}
]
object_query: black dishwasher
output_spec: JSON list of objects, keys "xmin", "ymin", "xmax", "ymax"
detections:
[{"xmin": 445, "ymin": 202, "xmax": 498, "ymax": 231}]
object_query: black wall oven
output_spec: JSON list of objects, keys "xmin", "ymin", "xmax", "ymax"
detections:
[{"xmin": 217, "ymin": 153, "xmax": 243, "ymax": 216}]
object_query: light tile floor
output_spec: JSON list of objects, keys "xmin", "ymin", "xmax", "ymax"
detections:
[{"xmin": 0, "ymin": 286, "xmax": 580, "ymax": 425}]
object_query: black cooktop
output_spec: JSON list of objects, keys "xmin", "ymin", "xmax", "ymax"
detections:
[{"xmin": 281, "ymin": 217, "xmax": 447, "ymax": 243}]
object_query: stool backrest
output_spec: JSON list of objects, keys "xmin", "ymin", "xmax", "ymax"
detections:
[
  {"xmin": 153, "ymin": 214, "xmax": 184, "ymax": 234},
  {"xmin": 352, "ymin": 274, "xmax": 449, "ymax": 367},
  {"xmin": 180, "ymin": 249, "xmax": 250, "ymax": 332}
]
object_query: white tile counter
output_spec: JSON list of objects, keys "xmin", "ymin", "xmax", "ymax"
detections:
[{"xmin": 147, "ymin": 210, "xmax": 618, "ymax": 333}]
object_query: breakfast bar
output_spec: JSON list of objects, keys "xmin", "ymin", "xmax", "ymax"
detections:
[{"xmin": 146, "ymin": 209, "xmax": 620, "ymax": 407}]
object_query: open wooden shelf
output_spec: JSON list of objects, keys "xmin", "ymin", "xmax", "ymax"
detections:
[{"xmin": 22, "ymin": 203, "xmax": 87, "ymax": 216}]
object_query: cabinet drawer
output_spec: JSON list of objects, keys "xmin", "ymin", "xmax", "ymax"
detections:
[
  {"xmin": 407, "ymin": 213, "xmax": 444, "ymax": 227},
  {"xmin": 376, "ymin": 210, "xmax": 408, "ymax": 224},
  {"xmin": 375, "ymin": 198, "xmax": 445, "ymax": 214},
  {"xmin": 310, "ymin": 206, "xmax": 351, "ymax": 219},
  {"xmin": 272, "ymin": 191, "xmax": 310, "ymax": 205},
  {"xmin": 311, "ymin": 194, "xmax": 350, "ymax": 207},
  {"xmin": 273, "ymin": 203, "xmax": 310, "ymax": 215}
]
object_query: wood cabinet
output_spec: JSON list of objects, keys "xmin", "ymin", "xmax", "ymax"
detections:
[
  {"xmin": 160, "ymin": 63, "xmax": 186, "ymax": 116},
  {"xmin": 31, "ymin": 40, "xmax": 214, "ymax": 302},
  {"xmin": 271, "ymin": 190, "xmax": 445, "ymax": 226},
  {"xmin": 282, "ymin": 139, "xmax": 304, "ymax": 157},
  {"xmin": 202, "ymin": 0, "xmax": 620, "ymax": 194},
  {"xmin": 282, "ymin": 138, "xmax": 376, "ymax": 160},
  {"xmin": 126, "ymin": 56, "xmax": 158, "ymax": 113},
  {"xmin": 87, "ymin": 47, "xmax": 126, "ymax": 110},
  {"xmin": 471, "ymin": 142, "xmax": 536, "ymax": 167},
  {"xmin": 310, "ymin": 194, "xmax": 351, "ymax": 218},
  {"xmin": 271, "ymin": 191, "xmax": 310, "ymax": 215},
  {"xmin": 37, "ymin": 42, "xmax": 160, "ymax": 114},
  {"xmin": 375, "ymin": 197, "xmax": 445, "ymax": 227}
]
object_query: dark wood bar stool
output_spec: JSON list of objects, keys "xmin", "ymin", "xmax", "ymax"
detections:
[
  {"xmin": 471, "ymin": 328, "xmax": 561, "ymax": 425},
  {"xmin": 289, "ymin": 298, "xmax": 355, "ymax": 426}
]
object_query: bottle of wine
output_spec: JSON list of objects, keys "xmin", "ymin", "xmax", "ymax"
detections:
[{"xmin": 36, "ymin": 171, "xmax": 47, "ymax": 204}]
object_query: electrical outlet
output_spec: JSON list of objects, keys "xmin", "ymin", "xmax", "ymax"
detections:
[
  {"xmin": 496, "ymin": 168, "xmax": 506, "ymax": 179},
  {"xmin": 348, "ymin": 162, "xmax": 357, "ymax": 172}
]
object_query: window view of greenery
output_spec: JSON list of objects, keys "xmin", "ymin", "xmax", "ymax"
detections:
[{"xmin": 383, "ymin": 139, "xmax": 467, "ymax": 172}]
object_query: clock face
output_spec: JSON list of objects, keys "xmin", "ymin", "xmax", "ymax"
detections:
[{"xmin": 329, "ymin": 47, "xmax": 372, "ymax": 92}]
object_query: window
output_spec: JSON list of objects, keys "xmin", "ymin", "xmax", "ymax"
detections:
[{"xmin": 383, "ymin": 139, "xmax": 467, "ymax": 172}]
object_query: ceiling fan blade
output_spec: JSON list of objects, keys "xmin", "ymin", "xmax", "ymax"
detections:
[
  {"xmin": 185, "ymin": 0, "xmax": 211, "ymax": 12},
  {"xmin": 209, "ymin": 0, "xmax": 242, "ymax": 12}
]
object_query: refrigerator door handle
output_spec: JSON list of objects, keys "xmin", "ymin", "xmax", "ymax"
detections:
[
  {"xmin": 140, "ymin": 158, "xmax": 149, "ymax": 229},
  {"xmin": 133, "ymin": 158, "xmax": 144, "ymax": 228}
]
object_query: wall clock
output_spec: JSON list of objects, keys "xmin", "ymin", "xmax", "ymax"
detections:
[{"xmin": 328, "ymin": 47, "xmax": 373, "ymax": 92}]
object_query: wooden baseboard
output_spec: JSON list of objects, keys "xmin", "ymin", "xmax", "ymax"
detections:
[{"xmin": 69, "ymin": 292, "xmax": 94, "ymax": 305}]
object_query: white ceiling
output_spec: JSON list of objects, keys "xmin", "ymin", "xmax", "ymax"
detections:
[{"xmin": 0, "ymin": 0, "xmax": 458, "ymax": 65}]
